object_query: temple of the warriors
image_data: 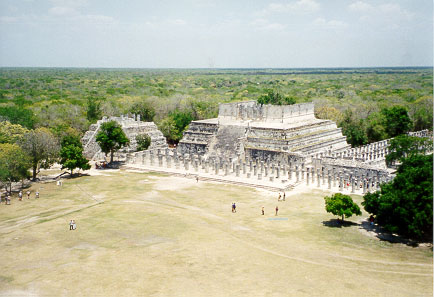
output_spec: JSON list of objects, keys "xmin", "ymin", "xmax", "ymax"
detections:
[
  {"xmin": 83, "ymin": 101, "xmax": 431, "ymax": 192},
  {"xmin": 178, "ymin": 101, "xmax": 350, "ymax": 163}
]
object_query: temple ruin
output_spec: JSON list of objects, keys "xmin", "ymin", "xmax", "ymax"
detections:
[
  {"xmin": 82, "ymin": 114, "xmax": 167, "ymax": 160},
  {"xmin": 83, "ymin": 101, "xmax": 431, "ymax": 192}
]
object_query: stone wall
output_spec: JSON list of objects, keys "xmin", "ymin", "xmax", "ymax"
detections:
[{"xmin": 218, "ymin": 101, "xmax": 315, "ymax": 123}]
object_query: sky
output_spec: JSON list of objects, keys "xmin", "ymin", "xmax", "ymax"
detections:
[{"xmin": 0, "ymin": 0, "xmax": 432, "ymax": 68}]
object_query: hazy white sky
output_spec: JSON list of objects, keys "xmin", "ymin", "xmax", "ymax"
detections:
[{"xmin": 0, "ymin": 0, "xmax": 432, "ymax": 68}]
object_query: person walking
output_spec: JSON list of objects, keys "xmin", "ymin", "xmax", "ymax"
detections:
[
  {"xmin": 275, "ymin": 206, "xmax": 279, "ymax": 216},
  {"xmin": 278, "ymin": 193, "xmax": 281, "ymax": 201},
  {"xmin": 69, "ymin": 220, "xmax": 74, "ymax": 230},
  {"xmin": 35, "ymin": 191, "xmax": 39, "ymax": 199},
  {"xmin": 26, "ymin": 190, "xmax": 30, "ymax": 199},
  {"xmin": 18, "ymin": 191, "xmax": 22, "ymax": 201},
  {"xmin": 283, "ymin": 192, "xmax": 285, "ymax": 201},
  {"xmin": 261, "ymin": 206, "xmax": 265, "ymax": 215}
]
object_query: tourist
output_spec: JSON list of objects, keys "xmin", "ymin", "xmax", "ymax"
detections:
[
  {"xmin": 26, "ymin": 190, "xmax": 30, "ymax": 199},
  {"xmin": 278, "ymin": 193, "xmax": 281, "ymax": 201},
  {"xmin": 196, "ymin": 176, "xmax": 199, "ymax": 183},
  {"xmin": 261, "ymin": 206, "xmax": 264, "ymax": 215},
  {"xmin": 369, "ymin": 215, "xmax": 374, "ymax": 226},
  {"xmin": 275, "ymin": 206, "xmax": 278, "ymax": 216},
  {"xmin": 283, "ymin": 192, "xmax": 286, "ymax": 201},
  {"xmin": 69, "ymin": 220, "xmax": 74, "ymax": 230},
  {"xmin": 36, "ymin": 191, "xmax": 39, "ymax": 199},
  {"xmin": 72, "ymin": 220, "xmax": 76, "ymax": 230},
  {"xmin": 18, "ymin": 191, "xmax": 22, "ymax": 201}
]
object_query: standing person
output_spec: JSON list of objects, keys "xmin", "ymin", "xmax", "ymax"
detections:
[
  {"xmin": 232, "ymin": 203, "xmax": 235, "ymax": 213},
  {"xmin": 72, "ymin": 220, "xmax": 76, "ymax": 230},
  {"xmin": 69, "ymin": 220, "xmax": 74, "ymax": 230},
  {"xmin": 233, "ymin": 203, "xmax": 236, "ymax": 213},
  {"xmin": 35, "ymin": 191, "xmax": 39, "ymax": 199},
  {"xmin": 278, "ymin": 193, "xmax": 281, "ymax": 201},
  {"xmin": 26, "ymin": 190, "xmax": 30, "ymax": 199},
  {"xmin": 18, "ymin": 191, "xmax": 23, "ymax": 201},
  {"xmin": 283, "ymin": 192, "xmax": 285, "ymax": 201},
  {"xmin": 196, "ymin": 176, "xmax": 199, "ymax": 183},
  {"xmin": 275, "ymin": 206, "xmax": 279, "ymax": 216},
  {"xmin": 261, "ymin": 207, "xmax": 265, "ymax": 215}
]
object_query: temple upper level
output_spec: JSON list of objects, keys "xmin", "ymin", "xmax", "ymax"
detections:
[{"xmin": 218, "ymin": 101, "xmax": 315, "ymax": 123}]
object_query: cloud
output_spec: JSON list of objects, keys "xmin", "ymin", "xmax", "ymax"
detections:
[
  {"xmin": 250, "ymin": 18, "xmax": 286, "ymax": 31},
  {"xmin": 313, "ymin": 17, "xmax": 347, "ymax": 29},
  {"xmin": 348, "ymin": 1, "xmax": 373, "ymax": 13},
  {"xmin": 261, "ymin": 0, "xmax": 320, "ymax": 15},
  {"xmin": 0, "ymin": 16, "xmax": 19, "ymax": 24},
  {"xmin": 348, "ymin": 1, "xmax": 414, "ymax": 23},
  {"xmin": 49, "ymin": 6, "xmax": 78, "ymax": 16}
]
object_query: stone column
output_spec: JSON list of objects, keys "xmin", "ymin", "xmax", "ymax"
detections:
[
  {"xmin": 301, "ymin": 168, "xmax": 305, "ymax": 181},
  {"xmin": 317, "ymin": 169, "xmax": 321, "ymax": 188},
  {"xmin": 322, "ymin": 167, "xmax": 326, "ymax": 184},
  {"xmin": 242, "ymin": 162, "xmax": 246, "ymax": 175},
  {"xmin": 236, "ymin": 164, "xmax": 240, "ymax": 177},
  {"xmin": 185, "ymin": 159, "xmax": 189, "ymax": 171},
  {"xmin": 258, "ymin": 173, "xmax": 262, "ymax": 180},
  {"xmin": 150, "ymin": 151, "xmax": 155, "ymax": 166},
  {"xmin": 253, "ymin": 165, "xmax": 257, "ymax": 176},
  {"xmin": 249, "ymin": 160, "xmax": 253, "ymax": 172},
  {"xmin": 194, "ymin": 159, "xmax": 198, "ymax": 172},
  {"xmin": 296, "ymin": 165, "xmax": 300, "ymax": 182},
  {"xmin": 167, "ymin": 155, "xmax": 171, "ymax": 168},
  {"xmin": 327, "ymin": 172, "xmax": 331, "ymax": 189},
  {"xmin": 271, "ymin": 164, "xmax": 275, "ymax": 175},
  {"xmin": 276, "ymin": 166, "xmax": 280, "ymax": 179},
  {"xmin": 332, "ymin": 168, "xmax": 336, "ymax": 187},
  {"xmin": 224, "ymin": 163, "xmax": 229, "ymax": 176},
  {"xmin": 158, "ymin": 154, "xmax": 163, "ymax": 167},
  {"xmin": 260, "ymin": 161, "xmax": 264, "ymax": 175},
  {"xmin": 306, "ymin": 168, "xmax": 310, "ymax": 186},
  {"xmin": 264, "ymin": 165, "xmax": 268, "ymax": 177},
  {"xmin": 362, "ymin": 177, "xmax": 367, "ymax": 194},
  {"xmin": 141, "ymin": 153, "xmax": 145, "ymax": 165},
  {"xmin": 288, "ymin": 166, "xmax": 292, "ymax": 180},
  {"xmin": 351, "ymin": 177, "xmax": 355, "ymax": 193},
  {"xmin": 215, "ymin": 162, "xmax": 219, "ymax": 175},
  {"xmin": 339, "ymin": 173, "xmax": 343, "ymax": 191}
]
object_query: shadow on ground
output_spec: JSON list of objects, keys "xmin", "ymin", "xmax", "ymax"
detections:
[{"xmin": 322, "ymin": 219, "xmax": 358, "ymax": 228}]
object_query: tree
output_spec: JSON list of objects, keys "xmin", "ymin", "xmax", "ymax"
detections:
[
  {"xmin": 0, "ymin": 121, "xmax": 29, "ymax": 144},
  {"xmin": 86, "ymin": 97, "xmax": 102, "ymax": 122},
  {"xmin": 362, "ymin": 154, "xmax": 433, "ymax": 240},
  {"xmin": 95, "ymin": 121, "xmax": 129, "ymax": 163},
  {"xmin": 19, "ymin": 128, "xmax": 59, "ymax": 181},
  {"xmin": 129, "ymin": 100, "xmax": 156, "ymax": 122},
  {"xmin": 59, "ymin": 135, "xmax": 91, "ymax": 176},
  {"xmin": 158, "ymin": 110, "xmax": 193, "ymax": 144},
  {"xmin": 381, "ymin": 106, "xmax": 412, "ymax": 138},
  {"xmin": 257, "ymin": 89, "xmax": 296, "ymax": 105},
  {"xmin": 339, "ymin": 110, "xmax": 367, "ymax": 147},
  {"xmin": 0, "ymin": 106, "xmax": 35, "ymax": 129},
  {"xmin": 386, "ymin": 135, "xmax": 433, "ymax": 166},
  {"xmin": 0, "ymin": 143, "xmax": 31, "ymax": 194},
  {"xmin": 136, "ymin": 134, "xmax": 151, "ymax": 151},
  {"xmin": 324, "ymin": 193, "xmax": 362, "ymax": 222}
]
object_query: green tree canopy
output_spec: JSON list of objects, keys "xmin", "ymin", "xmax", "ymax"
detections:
[
  {"xmin": 0, "ymin": 106, "xmax": 35, "ymax": 129},
  {"xmin": 257, "ymin": 90, "xmax": 296, "ymax": 105},
  {"xmin": 136, "ymin": 134, "xmax": 151, "ymax": 151},
  {"xmin": 19, "ymin": 128, "xmax": 59, "ymax": 180},
  {"xmin": 60, "ymin": 135, "xmax": 91, "ymax": 175},
  {"xmin": 362, "ymin": 154, "xmax": 433, "ymax": 240},
  {"xmin": 86, "ymin": 97, "xmax": 102, "ymax": 123},
  {"xmin": 381, "ymin": 106, "xmax": 412, "ymax": 138},
  {"xmin": 129, "ymin": 100, "xmax": 156, "ymax": 122},
  {"xmin": 0, "ymin": 121, "xmax": 29, "ymax": 144},
  {"xmin": 324, "ymin": 193, "xmax": 362, "ymax": 222},
  {"xmin": 339, "ymin": 109, "xmax": 368, "ymax": 147},
  {"xmin": 95, "ymin": 121, "xmax": 129, "ymax": 163},
  {"xmin": 0, "ymin": 143, "xmax": 31, "ymax": 193},
  {"xmin": 386, "ymin": 135, "xmax": 433, "ymax": 166}
]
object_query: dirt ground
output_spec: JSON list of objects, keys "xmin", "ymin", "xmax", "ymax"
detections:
[{"xmin": 0, "ymin": 169, "xmax": 432, "ymax": 296}]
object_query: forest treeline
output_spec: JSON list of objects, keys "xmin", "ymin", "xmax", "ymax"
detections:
[{"xmin": 0, "ymin": 67, "xmax": 432, "ymax": 145}]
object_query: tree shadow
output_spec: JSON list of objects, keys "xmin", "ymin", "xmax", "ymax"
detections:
[
  {"xmin": 359, "ymin": 220, "xmax": 424, "ymax": 247},
  {"xmin": 322, "ymin": 219, "xmax": 359, "ymax": 228}
]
